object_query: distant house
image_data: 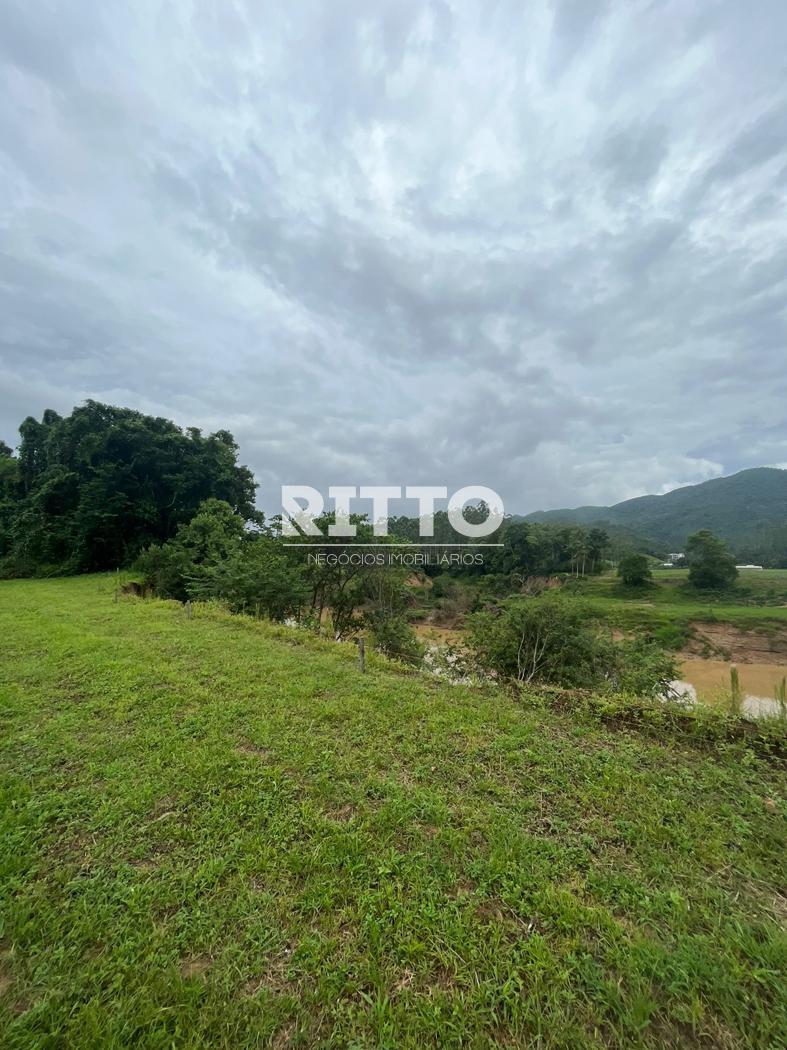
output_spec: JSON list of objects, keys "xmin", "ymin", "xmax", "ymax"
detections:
[
  {"xmin": 660, "ymin": 553, "xmax": 684, "ymax": 567},
  {"xmin": 735, "ymin": 564, "xmax": 764, "ymax": 571}
]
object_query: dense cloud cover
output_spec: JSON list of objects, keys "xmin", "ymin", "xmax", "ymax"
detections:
[{"xmin": 1, "ymin": 0, "xmax": 785, "ymax": 513}]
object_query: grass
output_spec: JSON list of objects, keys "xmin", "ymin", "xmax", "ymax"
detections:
[
  {"xmin": 1, "ymin": 575, "xmax": 786, "ymax": 1049},
  {"xmin": 565, "ymin": 570, "xmax": 787, "ymax": 639}
]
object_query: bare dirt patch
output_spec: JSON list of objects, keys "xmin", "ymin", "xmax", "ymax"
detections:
[
  {"xmin": 121, "ymin": 581, "xmax": 150, "ymax": 598},
  {"xmin": 425, "ymin": 964, "xmax": 459, "ymax": 996},
  {"xmin": 150, "ymin": 795, "xmax": 177, "ymax": 818},
  {"xmin": 130, "ymin": 857, "xmax": 159, "ymax": 873},
  {"xmin": 237, "ymin": 741, "xmax": 272, "ymax": 759},
  {"xmin": 180, "ymin": 955, "xmax": 211, "ymax": 979},
  {"xmin": 327, "ymin": 803, "xmax": 356, "ymax": 822},
  {"xmin": 685, "ymin": 622, "xmax": 787, "ymax": 664},
  {"xmin": 450, "ymin": 877, "xmax": 476, "ymax": 898},
  {"xmin": 271, "ymin": 1021, "xmax": 297, "ymax": 1048},
  {"xmin": 414, "ymin": 624, "xmax": 464, "ymax": 645}
]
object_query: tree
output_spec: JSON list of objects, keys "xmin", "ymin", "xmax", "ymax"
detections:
[
  {"xmin": 1, "ymin": 402, "xmax": 257, "ymax": 574},
  {"xmin": 136, "ymin": 498, "xmax": 245, "ymax": 601},
  {"xmin": 686, "ymin": 530, "xmax": 738, "ymax": 590},
  {"xmin": 568, "ymin": 527, "xmax": 589, "ymax": 576},
  {"xmin": 587, "ymin": 528, "xmax": 609, "ymax": 573},
  {"xmin": 618, "ymin": 552, "xmax": 652, "ymax": 587},
  {"xmin": 0, "ymin": 442, "xmax": 20, "ymax": 562}
]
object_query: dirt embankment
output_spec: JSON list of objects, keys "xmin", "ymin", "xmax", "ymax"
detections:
[{"xmin": 684, "ymin": 622, "xmax": 787, "ymax": 665}]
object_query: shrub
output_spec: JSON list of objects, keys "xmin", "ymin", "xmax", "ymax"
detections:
[
  {"xmin": 468, "ymin": 592, "xmax": 676, "ymax": 697},
  {"xmin": 467, "ymin": 593, "xmax": 612, "ymax": 688},
  {"xmin": 135, "ymin": 542, "xmax": 191, "ymax": 601},
  {"xmin": 189, "ymin": 541, "xmax": 309, "ymax": 621},
  {"xmin": 137, "ymin": 498, "xmax": 308, "ymax": 620},
  {"xmin": 652, "ymin": 622, "xmax": 690, "ymax": 650},
  {"xmin": 608, "ymin": 637, "xmax": 678, "ymax": 697},
  {"xmin": 365, "ymin": 611, "xmax": 423, "ymax": 664},
  {"xmin": 617, "ymin": 553, "xmax": 652, "ymax": 587}
]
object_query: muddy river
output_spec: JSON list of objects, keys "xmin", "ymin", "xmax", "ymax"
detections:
[{"xmin": 674, "ymin": 659, "xmax": 786, "ymax": 717}]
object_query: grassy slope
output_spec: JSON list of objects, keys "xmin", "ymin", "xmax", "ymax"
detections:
[{"xmin": 1, "ymin": 577, "xmax": 786, "ymax": 1049}]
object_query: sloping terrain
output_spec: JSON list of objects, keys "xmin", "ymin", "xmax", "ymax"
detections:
[
  {"xmin": 1, "ymin": 577, "xmax": 786, "ymax": 1049},
  {"xmin": 525, "ymin": 467, "xmax": 787, "ymax": 547}
]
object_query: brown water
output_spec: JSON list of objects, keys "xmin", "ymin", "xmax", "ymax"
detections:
[
  {"xmin": 677, "ymin": 659, "xmax": 786, "ymax": 717},
  {"xmin": 681, "ymin": 659, "xmax": 786, "ymax": 699}
]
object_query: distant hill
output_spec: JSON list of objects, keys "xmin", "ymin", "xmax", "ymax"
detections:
[{"xmin": 524, "ymin": 467, "xmax": 787, "ymax": 548}]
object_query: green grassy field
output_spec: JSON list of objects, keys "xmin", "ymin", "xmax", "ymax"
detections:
[
  {"xmin": 1, "ymin": 577, "xmax": 786, "ymax": 1049},
  {"xmin": 566, "ymin": 570, "xmax": 787, "ymax": 642}
]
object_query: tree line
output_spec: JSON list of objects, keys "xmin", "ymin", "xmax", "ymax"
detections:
[
  {"xmin": 1, "ymin": 402, "xmax": 616, "ymax": 584},
  {"xmin": 0, "ymin": 402, "xmax": 256, "ymax": 576},
  {"xmin": 0, "ymin": 401, "xmax": 736, "ymax": 695}
]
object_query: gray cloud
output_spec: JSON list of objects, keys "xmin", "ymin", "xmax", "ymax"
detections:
[
  {"xmin": 597, "ymin": 122, "xmax": 669, "ymax": 192},
  {"xmin": 1, "ymin": 0, "xmax": 786, "ymax": 516}
]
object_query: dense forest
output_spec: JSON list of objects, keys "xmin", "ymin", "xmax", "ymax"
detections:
[{"xmin": 0, "ymin": 402, "xmax": 256, "ymax": 576}]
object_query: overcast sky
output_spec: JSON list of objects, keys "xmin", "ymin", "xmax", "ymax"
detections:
[{"xmin": 1, "ymin": 0, "xmax": 785, "ymax": 514}]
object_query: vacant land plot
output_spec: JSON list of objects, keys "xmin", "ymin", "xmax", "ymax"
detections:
[{"xmin": 1, "ymin": 577, "xmax": 786, "ymax": 1048}]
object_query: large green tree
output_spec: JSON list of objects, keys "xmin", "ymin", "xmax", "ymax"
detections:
[
  {"xmin": 0, "ymin": 440, "xmax": 19, "ymax": 559},
  {"xmin": 686, "ymin": 529, "xmax": 738, "ymax": 590},
  {"xmin": 1, "ymin": 402, "xmax": 256, "ymax": 575}
]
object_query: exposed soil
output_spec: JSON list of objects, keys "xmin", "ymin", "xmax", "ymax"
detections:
[
  {"xmin": 684, "ymin": 622, "xmax": 787, "ymax": 664},
  {"xmin": 414, "ymin": 624, "xmax": 464, "ymax": 645}
]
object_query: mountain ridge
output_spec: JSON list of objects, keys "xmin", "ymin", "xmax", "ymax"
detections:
[{"xmin": 523, "ymin": 467, "xmax": 787, "ymax": 548}]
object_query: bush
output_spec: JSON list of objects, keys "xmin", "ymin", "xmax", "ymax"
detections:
[
  {"xmin": 617, "ymin": 553, "xmax": 652, "ymax": 587},
  {"xmin": 136, "ymin": 498, "xmax": 244, "ymax": 602},
  {"xmin": 467, "ymin": 593, "xmax": 612, "ymax": 688},
  {"xmin": 652, "ymin": 622, "xmax": 690, "ymax": 650},
  {"xmin": 608, "ymin": 637, "xmax": 678, "ymax": 697},
  {"xmin": 467, "ymin": 592, "xmax": 676, "ymax": 697},
  {"xmin": 137, "ymin": 498, "xmax": 308, "ymax": 620},
  {"xmin": 365, "ymin": 611, "xmax": 424, "ymax": 664},
  {"xmin": 189, "ymin": 541, "xmax": 309, "ymax": 620},
  {"xmin": 135, "ymin": 542, "xmax": 190, "ymax": 601}
]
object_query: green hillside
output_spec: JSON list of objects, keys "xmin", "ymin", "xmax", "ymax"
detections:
[
  {"xmin": 525, "ymin": 467, "xmax": 787, "ymax": 548},
  {"xmin": 1, "ymin": 576, "xmax": 786, "ymax": 1048}
]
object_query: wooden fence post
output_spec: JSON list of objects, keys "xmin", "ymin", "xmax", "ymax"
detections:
[
  {"xmin": 730, "ymin": 664, "xmax": 741, "ymax": 715},
  {"xmin": 358, "ymin": 636, "xmax": 365, "ymax": 673}
]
